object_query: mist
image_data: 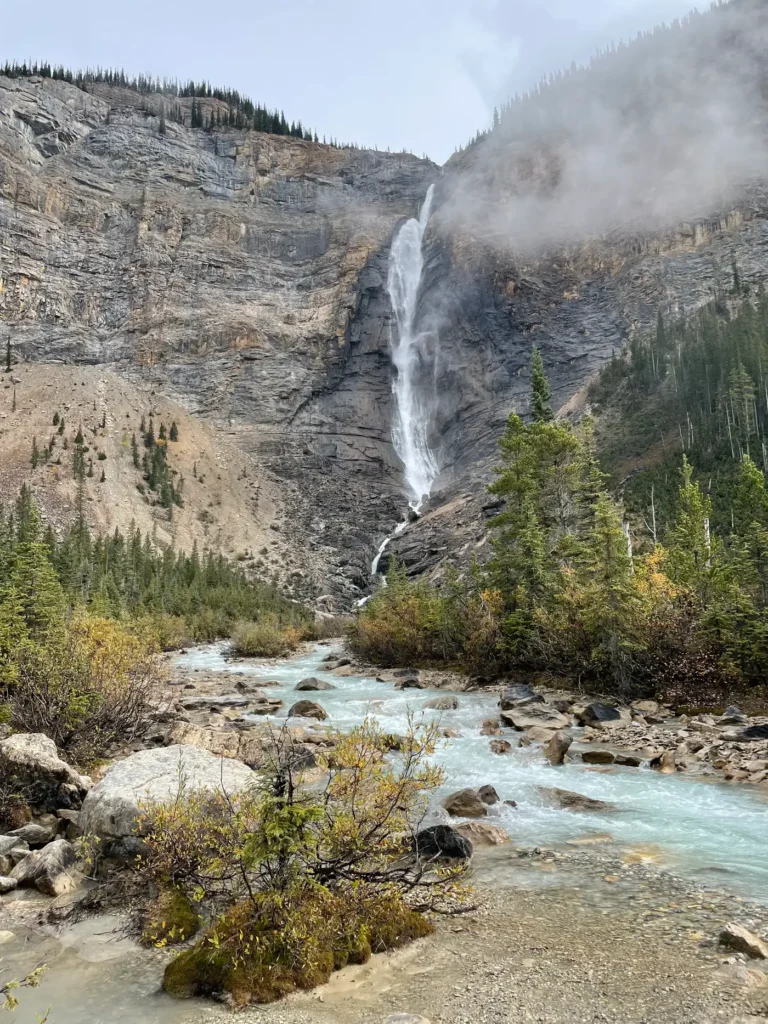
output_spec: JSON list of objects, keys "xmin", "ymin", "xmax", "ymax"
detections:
[{"xmin": 436, "ymin": 0, "xmax": 768, "ymax": 252}]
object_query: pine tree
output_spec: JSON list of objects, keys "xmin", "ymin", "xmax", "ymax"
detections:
[
  {"xmin": 12, "ymin": 388, "xmax": 16, "ymax": 412},
  {"xmin": 530, "ymin": 347, "xmax": 553, "ymax": 423},
  {"xmin": 5, "ymin": 336, "xmax": 10, "ymax": 373},
  {"xmin": 131, "ymin": 433, "xmax": 140, "ymax": 469},
  {"xmin": 52, "ymin": 411, "xmax": 60, "ymax": 426},
  {"xmin": 169, "ymin": 420, "xmax": 178, "ymax": 442},
  {"xmin": 30, "ymin": 437, "xmax": 39, "ymax": 469},
  {"xmin": 159, "ymin": 104, "xmax": 166, "ymax": 135}
]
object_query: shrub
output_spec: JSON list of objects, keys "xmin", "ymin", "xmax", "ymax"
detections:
[
  {"xmin": 140, "ymin": 888, "xmax": 201, "ymax": 947},
  {"xmin": 230, "ymin": 620, "xmax": 297, "ymax": 658},
  {"xmin": 138, "ymin": 719, "xmax": 468, "ymax": 1007},
  {"xmin": 9, "ymin": 615, "xmax": 160, "ymax": 763}
]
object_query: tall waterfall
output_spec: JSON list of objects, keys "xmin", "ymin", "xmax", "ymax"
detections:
[{"xmin": 387, "ymin": 185, "xmax": 437, "ymax": 510}]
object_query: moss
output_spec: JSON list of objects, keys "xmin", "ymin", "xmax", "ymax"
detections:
[
  {"xmin": 163, "ymin": 946, "xmax": 229, "ymax": 999},
  {"xmin": 141, "ymin": 889, "xmax": 201, "ymax": 947},
  {"xmin": 367, "ymin": 907, "xmax": 434, "ymax": 953}
]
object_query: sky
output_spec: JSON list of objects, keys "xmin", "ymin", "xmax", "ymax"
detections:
[{"xmin": 4, "ymin": 0, "xmax": 702, "ymax": 164}]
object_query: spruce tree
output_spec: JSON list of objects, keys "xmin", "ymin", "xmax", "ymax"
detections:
[
  {"xmin": 5, "ymin": 336, "xmax": 10, "ymax": 373},
  {"xmin": 169, "ymin": 420, "xmax": 178, "ymax": 442},
  {"xmin": 530, "ymin": 347, "xmax": 553, "ymax": 422},
  {"xmin": 30, "ymin": 437, "xmax": 39, "ymax": 469}
]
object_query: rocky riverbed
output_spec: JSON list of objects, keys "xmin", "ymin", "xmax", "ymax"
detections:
[{"xmin": 1, "ymin": 640, "xmax": 768, "ymax": 1022}]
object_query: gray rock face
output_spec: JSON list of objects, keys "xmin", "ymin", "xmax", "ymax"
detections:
[
  {"xmin": 6, "ymin": 75, "xmax": 768, "ymax": 604},
  {"xmin": 79, "ymin": 745, "xmax": 256, "ymax": 840}
]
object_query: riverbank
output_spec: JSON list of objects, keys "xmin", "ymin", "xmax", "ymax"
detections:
[{"xmin": 3, "ymin": 842, "xmax": 767, "ymax": 1024}]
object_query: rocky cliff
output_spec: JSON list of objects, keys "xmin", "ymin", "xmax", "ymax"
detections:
[{"xmin": 3, "ymin": 72, "xmax": 768, "ymax": 605}]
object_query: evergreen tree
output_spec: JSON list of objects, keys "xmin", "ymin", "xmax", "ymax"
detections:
[
  {"xmin": 530, "ymin": 347, "xmax": 553, "ymax": 422},
  {"xmin": 169, "ymin": 420, "xmax": 179, "ymax": 442},
  {"xmin": 30, "ymin": 437, "xmax": 39, "ymax": 469}
]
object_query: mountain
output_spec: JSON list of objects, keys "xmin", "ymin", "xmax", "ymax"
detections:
[{"xmin": 4, "ymin": 0, "xmax": 768, "ymax": 606}]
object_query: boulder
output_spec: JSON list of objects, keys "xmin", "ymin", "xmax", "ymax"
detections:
[
  {"xmin": 0, "ymin": 837, "xmax": 28, "ymax": 858},
  {"xmin": 10, "ymin": 839, "xmax": 78, "ymax": 897},
  {"xmin": 79, "ymin": 745, "xmax": 256, "ymax": 842},
  {"xmin": 423, "ymin": 696, "xmax": 459, "ymax": 711},
  {"xmin": 500, "ymin": 705, "xmax": 570, "ymax": 731},
  {"xmin": 489, "ymin": 739, "xmax": 512, "ymax": 755},
  {"xmin": 167, "ymin": 722, "xmax": 269, "ymax": 767},
  {"xmin": 393, "ymin": 678, "xmax": 426, "ymax": 690},
  {"xmin": 525, "ymin": 725, "xmax": 558, "ymax": 743},
  {"xmin": 443, "ymin": 788, "xmax": 488, "ymax": 818},
  {"xmin": 650, "ymin": 749, "xmax": 677, "ymax": 774},
  {"xmin": 478, "ymin": 785, "xmax": 499, "ymax": 805},
  {"xmin": 537, "ymin": 786, "xmax": 616, "ymax": 813},
  {"xmin": 294, "ymin": 677, "xmax": 336, "ymax": 691},
  {"xmin": 456, "ymin": 821, "xmax": 510, "ymax": 848},
  {"xmin": 480, "ymin": 718, "xmax": 501, "ymax": 736},
  {"xmin": 412, "ymin": 825, "xmax": 473, "ymax": 860},
  {"xmin": 245, "ymin": 696, "xmax": 284, "ymax": 716},
  {"xmin": 0, "ymin": 876, "xmax": 17, "ymax": 895},
  {"xmin": 499, "ymin": 683, "xmax": 544, "ymax": 710},
  {"xmin": 576, "ymin": 703, "xmax": 622, "ymax": 726},
  {"xmin": 631, "ymin": 700, "xmax": 660, "ymax": 716},
  {"xmin": 740, "ymin": 724, "xmax": 768, "ymax": 741},
  {"xmin": 719, "ymin": 706, "xmax": 747, "ymax": 725},
  {"xmin": 543, "ymin": 731, "xmax": 572, "ymax": 765},
  {"xmin": 0, "ymin": 734, "xmax": 91, "ymax": 810},
  {"xmin": 8, "ymin": 821, "xmax": 60, "ymax": 848},
  {"xmin": 581, "ymin": 750, "xmax": 616, "ymax": 765},
  {"xmin": 614, "ymin": 753, "xmax": 643, "ymax": 767},
  {"xmin": 288, "ymin": 700, "xmax": 328, "ymax": 721},
  {"xmin": 720, "ymin": 922, "xmax": 768, "ymax": 959}
]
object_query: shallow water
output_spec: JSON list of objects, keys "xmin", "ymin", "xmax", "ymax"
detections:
[{"xmin": 179, "ymin": 642, "xmax": 768, "ymax": 900}]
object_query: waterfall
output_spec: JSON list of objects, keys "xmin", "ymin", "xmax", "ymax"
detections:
[{"xmin": 387, "ymin": 184, "xmax": 437, "ymax": 510}]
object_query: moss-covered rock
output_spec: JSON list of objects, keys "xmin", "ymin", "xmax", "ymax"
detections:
[{"xmin": 141, "ymin": 889, "xmax": 201, "ymax": 947}]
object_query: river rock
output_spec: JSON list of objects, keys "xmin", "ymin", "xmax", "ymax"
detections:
[
  {"xmin": 577, "ymin": 703, "xmax": 622, "ymax": 726},
  {"xmin": 423, "ymin": 696, "xmax": 459, "ymax": 711},
  {"xmin": 544, "ymin": 731, "xmax": 572, "ymax": 765},
  {"xmin": 489, "ymin": 739, "xmax": 512, "ymax": 755},
  {"xmin": 412, "ymin": 825, "xmax": 473, "ymax": 860},
  {"xmin": 10, "ymin": 839, "xmax": 78, "ymax": 897},
  {"xmin": 481, "ymin": 718, "xmax": 501, "ymax": 735},
  {"xmin": 719, "ymin": 706, "xmax": 748, "ymax": 725},
  {"xmin": 80, "ymin": 745, "xmax": 256, "ymax": 841},
  {"xmin": 713, "ymin": 964, "xmax": 768, "ymax": 988},
  {"xmin": 581, "ymin": 750, "xmax": 616, "ymax": 765},
  {"xmin": 651, "ymin": 749, "xmax": 677, "ymax": 773},
  {"xmin": 614, "ymin": 753, "xmax": 643, "ymax": 767},
  {"xmin": 394, "ymin": 678, "xmax": 426, "ymax": 690},
  {"xmin": 288, "ymin": 700, "xmax": 328, "ymax": 721},
  {"xmin": 443, "ymin": 788, "xmax": 488, "ymax": 818},
  {"xmin": 0, "ymin": 734, "xmax": 92, "ymax": 809},
  {"xmin": 294, "ymin": 677, "xmax": 336, "ymax": 691},
  {"xmin": 179, "ymin": 694, "xmax": 251, "ymax": 710},
  {"xmin": 741, "ymin": 724, "xmax": 768, "ymax": 741},
  {"xmin": 456, "ymin": 821, "xmax": 510, "ymax": 847},
  {"xmin": 501, "ymin": 705, "xmax": 570, "ymax": 731},
  {"xmin": 537, "ymin": 786, "xmax": 616, "ymax": 813},
  {"xmin": 478, "ymin": 785, "xmax": 500, "ymax": 805},
  {"xmin": 631, "ymin": 700, "xmax": 660, "ymax": 716},
  {"xmin": 720, "ymin": 922, "xmax": 768, "ymax": 959},
  {"xmin": 499, "ymin": 684, "xmax": 544, "ymax": 710},
  {"xmin": 0, "ymin": 876, "xmax": 17, "ymax": 895}
]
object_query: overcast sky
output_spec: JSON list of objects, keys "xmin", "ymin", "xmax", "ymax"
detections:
[{"xmin": 5, "ymin": 0, "xmax": 701, "ymax": 163}]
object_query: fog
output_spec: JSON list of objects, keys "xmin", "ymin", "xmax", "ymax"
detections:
[{"xmin": 437, "ymin": 1, "xmax": 768, "ymax": 251}]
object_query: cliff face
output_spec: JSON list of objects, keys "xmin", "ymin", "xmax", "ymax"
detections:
[
  {"xmin": 0, "ymin": 74, "xmax": 437, "ymax": 603},
  {"xmin": 4, "ymin": 73, "xmax": 768, "ymax": 604}
]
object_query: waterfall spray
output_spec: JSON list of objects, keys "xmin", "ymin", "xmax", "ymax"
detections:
[{"xmin": 387, "ymin": 184, "xmax": 437, "ymax": 510}]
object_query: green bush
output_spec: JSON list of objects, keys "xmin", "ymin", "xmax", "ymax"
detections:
[{"xmin": 230, "ymin": 619, "xmax": 297, "ymax": 658}]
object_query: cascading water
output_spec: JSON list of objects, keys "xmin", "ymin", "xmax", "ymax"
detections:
[{"xmin": 387, "ymin": 184, "xmax": 438, "ymax": 510}]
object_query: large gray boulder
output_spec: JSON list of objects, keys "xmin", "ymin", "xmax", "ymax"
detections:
[
  {"xmin": 288, "ymin": 700, "xmax": 328, "ymax": 721},
  {"xmin": 537, "ymin": 786, "xmax": 616, "ymax": 813},
  {"xmin": 0, "ymin": 734, "xmax": 92, "ymax": 809},
  {"xmin": 79, "ymin": 745, "xmax": 256, "ymax": 841},
  {"xmin": 443, "ymin": 788, "xmax": 488, "ymax": 818}
]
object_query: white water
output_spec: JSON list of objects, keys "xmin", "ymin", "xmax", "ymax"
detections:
[
  {"xmin": 177, "ymin": 643, "xmax": 768, "ymax": 901},
  {"xmin": 388, "ymin": 185, "xmax": 438, "ymax": 510}
]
